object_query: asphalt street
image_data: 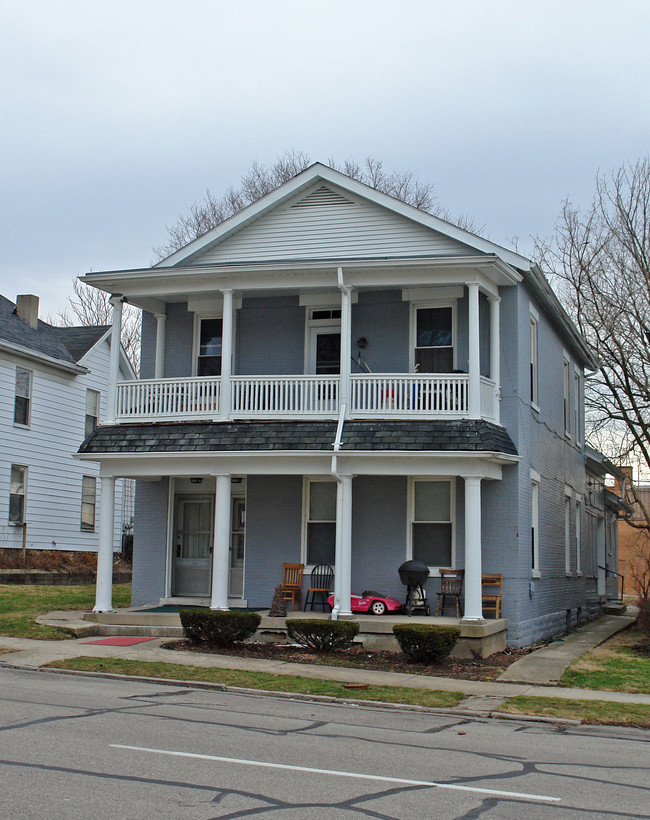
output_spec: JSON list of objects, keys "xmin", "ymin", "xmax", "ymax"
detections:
[{"xmin": 0, "ymin": 666, "xmax": 648, "ymax": 819}]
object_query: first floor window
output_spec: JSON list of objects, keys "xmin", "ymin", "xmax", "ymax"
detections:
[
  {"xmin": 197, "ymin": 317, "xmax": 222, "ymax": 376},
  {"xmin": 305, "ymin": 480, "xmax": 336, "ymax": 565},
  {"xmin": 565, "ymin": 491, "xmax": 572, "ymax": 574},
  {"xmin": 410, "ymin": 479, "xmax": 453, "ymax": 567},
  {"xmin": 530, "ymin": 311, "xmax": 539, "ymax": 406},
  {"xmin": 575, "ymin": 498, "xmax": 582, "ymax": 574},
  {"xmin": 9, "ymin": 465, "xmax": 27, "ymax": 524},
  {"xmin": 85, "ymin": 389, "xmax": 100, "ymax": 438},
  {"xmin": 81, "ymin": 476, "xmax": 97, "ymax": 531},
  {"xmin": 531, "ymin": 473, "xmax": 540, "ymax": 573},
  {"xmin": 14, "ymin": 367, "xmax": 32, "ymax": 426}
]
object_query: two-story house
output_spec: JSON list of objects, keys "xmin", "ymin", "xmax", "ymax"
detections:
[
  {"xmin": 79, "ymin": 163, "xmax": 611, "ymax": 647},
  {"xmin": 0, "ymin": 293, "xmax": 134, "ymax": 556}
]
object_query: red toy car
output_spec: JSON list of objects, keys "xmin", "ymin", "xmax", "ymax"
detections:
[{"xmin": 327, "ymin": 590, "xmax": 403, "ymax": 616}]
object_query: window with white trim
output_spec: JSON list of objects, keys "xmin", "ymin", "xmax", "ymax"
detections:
[
  {"xmin": 196, "ymin": 317, "xmax": 222, "ymax": 376},
  {"xmin": 565, "ymin": 489, "xmax": 572, "ymax": 574},
  {"xmin": 14, "ymin": 367, "xmax": 32, "ymax": 427},
  {"xmin": 303, "ymin": 480, "xmax": 336, "ymax": 565},
  {"xmin": 85, "ymin": 389, "xmax": 100, "ymax": 438},
  {"xmin": 531, "ymin": 471, "xmax": 540, "ymax": 575},
  {"xmin": 408, "ymin": 479, "xmax": 454, "ymax": 568},
  {"xmin": 529, "ymin": 311, "xmax": 539, "ymax": 407},
  {"xmin": 81, "ymin": 476, "xmax": 97, "ymax": 531},
  {"xmin": 563, "ymin": 356, "xmax": 571, "ymax": 437},
  {"xmin": 574, "ymin": 367, "xmax": 581, "ymax": 446},
  {"xmin": 9, "ymin": 465, "xmax": 27, "ymax": 524},
  {"xmin": 575, "ymin": 497, "xmax": 582, "ymax": 575},
  {"xmin": 413, "ymin": 305, "xmax": 454, "ymax": 373}
]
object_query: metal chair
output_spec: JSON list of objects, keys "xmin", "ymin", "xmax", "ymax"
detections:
[
  {"xmin": 435, "ymin": 568, "xmax": 464, "ymax": 616},
  {"xmin": 303, "ymin": 563, "xmax": 334, "ymax": 611},
  {"xmin": 280, "ymin": 563, "xmax": 304, "ymax": 611},
  {"xmin": 482, "ymin": 573, "xmax": 503, "ymax": 618}
]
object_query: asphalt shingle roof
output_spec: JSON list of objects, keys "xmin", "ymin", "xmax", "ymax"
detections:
[
  {"xmin": 0, "ymin": 294, "xmax": 108, "ymax": 365},
  {"xmin": 79, "ymin": 419, "xmax": 518, "ymax": 456}
]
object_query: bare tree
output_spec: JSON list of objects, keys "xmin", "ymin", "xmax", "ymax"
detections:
[
  {"xmin": 538, "ymin": 157, "xmax": 650, "ymax": 529},
  {"xmin": 154, "ymin": 150, "xmax": 480, "ymax": 259},
  {"xmin": 53, "ymin": 278, "xmax": 141, "ymax": 373}
]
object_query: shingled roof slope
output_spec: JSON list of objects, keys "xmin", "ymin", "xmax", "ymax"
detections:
[
  {"xmin": 54, "ymin": 325, "xmax": 110, "ymax": 362},
  {"xmin": 79, "ymin": 420, "xmax": 517, "ymax": 456}
]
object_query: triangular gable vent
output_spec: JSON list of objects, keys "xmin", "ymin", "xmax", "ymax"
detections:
[{"xmin": 292, "ymin": 185, "xmax": 355, "ymax": 208}]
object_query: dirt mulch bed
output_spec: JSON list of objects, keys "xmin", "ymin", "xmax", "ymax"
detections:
[
  {"xmin": 162, "ymin": 640, "xmax": 532, "ymax": 681},
  {"xmin": 0, "ymin": 549, "xmax": 129, "ymax": 573}
]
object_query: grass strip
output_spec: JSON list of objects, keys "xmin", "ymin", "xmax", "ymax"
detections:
[
  {"xmin": 498, "ymin": 695, "xmax": 650, "ymax": 727},
  {"xmin": 0, "ymin": 584, "xmax": 131, "ymax": 640},
  {"xmin": 560, "ymin": 645, "xmax": 650, "ymax": 694},
  {"xmin": 45, "ymin": 656, "xmax": 465, "ymax": 709}
]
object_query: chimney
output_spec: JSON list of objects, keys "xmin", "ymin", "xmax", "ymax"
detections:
[{"xmin": 15, "ymin": 294, "xmax": 39, "ymax": 329}]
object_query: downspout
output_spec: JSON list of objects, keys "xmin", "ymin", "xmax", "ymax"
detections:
[{"xmin": 329, "ymin": 402, "xmax": 347, "ymax": 620}]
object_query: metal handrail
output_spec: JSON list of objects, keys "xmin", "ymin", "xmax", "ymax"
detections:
[{"xmin": 598, "ymin": 564, "xmax": 625, "ymax": 598}]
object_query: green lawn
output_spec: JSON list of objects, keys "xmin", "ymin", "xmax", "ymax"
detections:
[
  {"xmin": 46, "ymin": 656, "xmax": 465, "ymax": 709},
  {"xmin": 0, "ymin": 583, "xmax": 131, "ymax": 640},
  {"xmin": 560, "ymin": 629, "xmax": 650, "ymax": 694},
  {"xmin": 498, "ymin": 695, "xmax": 650, "ymax": 728}
]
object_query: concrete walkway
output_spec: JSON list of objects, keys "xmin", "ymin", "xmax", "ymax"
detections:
[{"xmin": 1, "ymin": 612, "xmax": 648, "ymax": 715}]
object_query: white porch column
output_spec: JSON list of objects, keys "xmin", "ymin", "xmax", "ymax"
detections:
[
  {"xmin": 338, "ymin": 269, "xmax": 352, "ymax": 414},
  {"xmin": 219, "ymin": 289, "xmax": 234, "ymax": 420},
  {"xmin": 154, "ymin": 312, "xmax": 166, "ymax": 379},
  {"xmin": 333, "ymin": 475, "xmax": 353, "ymax": 617},
  {"xmin": 462, "ymin": 475, "xmax": 485, "ymax": 622},
  {"xmin": 106, "ymin": 295, "xmax": 124, "ymax": 423},
  {"xmin": 488, "ymin": 295, "xmax": 501, "ymax": 424},
  {"xmin": 467, "ymin": 282, "xmax": 481, "ymax": 419},
  {"xmin": 210, "ymin": 474, "xmax": 231, "ymax": 610},
  {"xmin": 93, "ymin": 475, "xmax": 116, "ymax": 612}
]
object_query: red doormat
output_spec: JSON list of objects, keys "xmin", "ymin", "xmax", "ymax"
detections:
[{"xmin": 82, "ymin": 637, "xmax": 157, "ymax": 646}]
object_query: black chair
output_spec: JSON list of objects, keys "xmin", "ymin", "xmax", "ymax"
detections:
[{"xmin": 303, "ymin": 563, "xmax": 334, "ymax": 611}]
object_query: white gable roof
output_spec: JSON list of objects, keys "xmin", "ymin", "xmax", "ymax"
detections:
[{"xmin": 157, "ymin": 163, "xmax": 533, "ymax": 272}]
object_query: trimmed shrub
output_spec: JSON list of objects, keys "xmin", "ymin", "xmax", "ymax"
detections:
[
  {"xmin": 638, "ymin": 598, "xmax": 650, "ymax": 637},
  {"xmin": 180, "ymin": 609, "xmax": 261, "ymax": 646},
  {"xmin": 393, "ymin": 624, "xmax": 460, "ymax": 663},
  {"xmin": 287, "ymin": 619, "xmax": 360, "ymax": 652}
]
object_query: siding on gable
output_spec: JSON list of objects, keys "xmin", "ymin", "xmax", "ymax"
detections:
[{"xmin": 192, "ymin": 184, "xmax": 478, "ymax": 265}]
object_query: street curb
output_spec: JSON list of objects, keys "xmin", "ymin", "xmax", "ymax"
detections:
[{"xmin": 2, "ymin": 661, "xmax": 583, "ymax": 726}]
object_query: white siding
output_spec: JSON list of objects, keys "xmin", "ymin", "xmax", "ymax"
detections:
[
  {"xmin": 0, "ymin": 337, "xmax": 129, "ymax": 553},
  {"xmin": 194, "ymin": 183, "xmax": 476, "ymax": 265}
]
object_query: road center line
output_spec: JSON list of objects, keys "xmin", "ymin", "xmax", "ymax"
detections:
[{"xmin": 111, "ymin": 744, "xmax": 560, "ymax": 803}]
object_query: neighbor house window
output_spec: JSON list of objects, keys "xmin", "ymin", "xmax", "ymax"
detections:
[
  {"xmin": 14, "ymin": 367, "xmax": 32, "ymax": 426},
  {"xmin": 85, "ymin": 389, "xmax": 100, "ymax": 438},
  {"xmin": 531, "ymin": 470, "xmax": 540, "ymax": 575},
  {"xmin": 414, "ymin": 306, "xmax": 454, "ymax": 373},
  {"xmin": 563, "ymin": 356, "xmax": 571, "ymax": 437},
  {"xmin": 575, "ymin": 497, "xmax": 582, "ymax": 575},
  {"xmin": 197, "ymin": 318, "xmax": 222, "ymax": 376},
  {"xmin": 574, "ymin": 367, "xmax": 581, "ymax": 446},
  {"xmin": 529, "ymin": 309, "xmax": 539, "ymax": 407},
  {"xmin": 304, "ymin": 480, "xmax": 336, "ymax": 565},
  {"xmin": 81, "ymin": 476, "xmax": 97, "ymax": 531},
  {"xmin": 409, "ymin": 479, "xmax": 453, "ymax": 568},
  {"xmin": 9, "ymin": 465, "xmax": 27, "ymax": 524},
  {"xmin": 565, "ymin": 489, "xmax": 572, "ymax": 575}
]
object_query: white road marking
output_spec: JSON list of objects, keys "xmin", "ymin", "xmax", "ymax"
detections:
[{"xmin": 111, "ymin": 744, "xmax": 560, "ymax": 803}]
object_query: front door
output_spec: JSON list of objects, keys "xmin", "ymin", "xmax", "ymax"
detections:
[
  {"xmin": 229, "ymin": 496, "xmax": 246, "ymax": 597},
  {"xmin": 172, "ymin": 495, "xmax": 213, "ymax": 596}
]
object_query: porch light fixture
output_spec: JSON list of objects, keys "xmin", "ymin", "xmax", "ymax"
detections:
[
  {"xmin": 190, "ymin": 477, "xmax": 203, "ymax": 484},
  {"xmin": 356, "ymin": 337, "xmax": 368, "ymax": 349}
]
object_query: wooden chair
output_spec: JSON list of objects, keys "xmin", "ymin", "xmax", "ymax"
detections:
[
  {"xmin": 435, "ymin": 569, "xmax": 464, "ymax": 616},
  {"xmin": 482, "ymin": 573, "xmax": 503, "ymax": 618},
  {"xmin": 280, "ymin": 563, "xmax": 304, "ymax": 611},
  {"xmin": 303, "ymin": 563, "xmax": 334, "ymax": 612}
]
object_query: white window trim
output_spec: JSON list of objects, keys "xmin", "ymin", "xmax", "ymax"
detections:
[
  {"xmin": 9, "ymin": 464, "xmax": 28, "ymax": 526},
  {"xmin": 192, "ymin": 314, "xmax": 223, "ymax": 377},
  {"xmin": 409, "ymin": 301, "xmax": 457, "ymax": 373},
  {"xmin": 301, "ymin": 477, "xmax": 337, "ymax": 569},
  {"xmin": 565, "ymin": 487, "xmax": 573, "ymax": 576},
  {"xmin": 14, "ymin": 366, "xmax": 32, "ymax": 429},
  {"xmin": 303, "ymin": 308, "xmax": 342, "ymax": 375},
  {"xmin": 563, "ymin": 353, "xmax": 571, "ymax": 439},
  {"xmin": 531, "ymin": 469, "xmax": 541, "ymax": 578},
  {"xmin": 529, "ymin": 307, "xmax": 539, "ymax": 411},
  {"xmin": 575, "ymin": 495, "xmax": 582, "ymax": 576},
  {"xmin": 574, "ymin": 365, "xmax": 582, "ymax": 447},
  {"xmin": 406, "ymin": 476, "xmax": 456, "ymax": 575}
]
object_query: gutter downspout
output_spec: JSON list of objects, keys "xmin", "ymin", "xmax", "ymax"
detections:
[
  {"xmin": 337, "ymin": 266, "xmax": 352, "ymax": 416},
  {"xmin": 330, "ymin": 403, "xmax": 347, "ymax": 620}
]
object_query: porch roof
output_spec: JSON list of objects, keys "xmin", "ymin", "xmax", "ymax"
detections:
[{"xmin": 79, "ymin": 419, "xmax": 517, "ymax": 456}]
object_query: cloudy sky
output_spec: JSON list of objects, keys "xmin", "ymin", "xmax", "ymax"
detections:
[{"xmin": 1, "ymin": 0, "xmax": 648, "ymax": 317}]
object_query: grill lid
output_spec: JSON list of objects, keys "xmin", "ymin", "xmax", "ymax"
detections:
[{"xmin": 398, "ymin": 559, "xmax": 430, "ymax": 586}]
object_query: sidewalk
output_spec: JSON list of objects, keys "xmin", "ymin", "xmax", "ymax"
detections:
[{"xmin": 0, "ymin": 612, "xmax": 647, "ymax": 714}]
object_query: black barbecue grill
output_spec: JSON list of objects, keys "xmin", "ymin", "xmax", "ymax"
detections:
[{"xmin": 398, "ymin": 559, "xmax": 431, "ymax": 616}]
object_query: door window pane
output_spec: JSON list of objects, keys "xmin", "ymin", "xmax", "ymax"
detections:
[
  {"xmin": 198, "ymin": 318, "xmax": 222, "ymax": 376},
  {"xmin": 315, "ymin": 332, "xmax": 341, "ymax": 375}
]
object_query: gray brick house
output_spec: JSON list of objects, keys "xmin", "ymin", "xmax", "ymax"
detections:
[{"xmin": 78, "ymin": 163, "xmax": 620, "ymax": 648}]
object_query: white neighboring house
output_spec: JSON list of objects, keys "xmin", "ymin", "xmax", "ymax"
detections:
[{"xmin": 0, "ymin": 294, "xmax": 135, "ymax": 553}]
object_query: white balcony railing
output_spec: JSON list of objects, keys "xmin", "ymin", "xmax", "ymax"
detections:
[{"xmin": 114, "ymin": 374, "xmax": 498, "ymax": 422}]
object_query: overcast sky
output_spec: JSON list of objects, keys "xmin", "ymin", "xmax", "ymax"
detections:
[{"xmin": 1, "ymin": 0, "xmax": 648, "ymax": 318}]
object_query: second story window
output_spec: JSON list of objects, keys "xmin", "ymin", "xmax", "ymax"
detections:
[
  {"xmin": 574, "ymin": 367, "xmax": 581, "ymax": 446},
  {"xmin": 563, "ymin": 356, "xmax": 571, "ymax": 437},
  {"xmin": 9, "ymin": 465, "xmax": 27, "ymax": 524},
  {"xmin": 414, "ymin": 306, "xmax": 454, "ymax": 373},
  {"xmin": 85, "ymin": 389, "xmax": 100, "ymax": 438},
  {"xmin": 529, "ymin": 310, "xmax": 539, "ymax": 407},
  {"xmin": 197, "ymin": 318, "xmax": 222, "ymax": 376},
  {"xmin": 14, "ymin": 367, "xmax": 32, "ymax": 426}
]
